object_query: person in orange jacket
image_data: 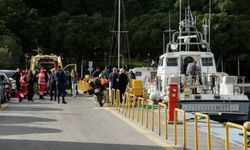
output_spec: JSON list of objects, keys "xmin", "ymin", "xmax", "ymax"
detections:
[{"xmin": 37, "ymin": 68, "xmax": 46, "ymax": 99}]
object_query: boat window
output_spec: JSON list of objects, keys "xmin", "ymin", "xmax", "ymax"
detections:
[
  {"xmin": 158, "ymin": 58, "xmax": 164, "ymax": 66},
  {"xmin": 135, "ymin": 72, "xmax": 142, "ymax": 76},
  {"xmin": 167, "ymin": 58, "xmax": 178, "ymax": 66},
  {"xmin": 202, "ymin": 58, "xmax": 213, "ymax": 66}
]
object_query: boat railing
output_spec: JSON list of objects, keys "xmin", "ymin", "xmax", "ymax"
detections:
[{"xmin": 172, "ymin": 31, "xmax": 204, "ymax": 43}]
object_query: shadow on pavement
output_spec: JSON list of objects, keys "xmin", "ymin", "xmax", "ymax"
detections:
[
  {"xmin": 4, "ymin": 106, "xmax": 63, "ymax": 112},
  {"xmin": 0, "ymin": 116, "xmax": 57, "ymax": 124},
  {"xmin": 10, "ymin": 101, "xmax": 54, "ymax": 105},
  {"xmin": 0, "ymin": 139, "xmax": 166, "ymax": 150},
  {"xmin": 0, "ymin": 125, "xmax": 61, "ymax": 135}
]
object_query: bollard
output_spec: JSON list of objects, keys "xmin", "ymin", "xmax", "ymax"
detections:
[
  {"xmin": 174, "ymin": 108, "xmax": 186, "ymax": 149},
  {"xmin": 168, "ymin": 83, "xmax": 178, "ymax": 122}
]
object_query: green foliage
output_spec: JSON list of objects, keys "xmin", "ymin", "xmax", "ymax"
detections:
[
  {"xmin": 0, "ymin": 47, "xmax": 12, "ymax": 68},
  {"xmin": 0, "ymin": 0, "xmax": 248, "ymax": 69}
]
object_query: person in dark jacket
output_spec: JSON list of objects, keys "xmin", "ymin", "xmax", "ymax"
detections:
[
  {"xmin": 27, "ymin": 70, "xmax": 35, "ymax": 101},
  {"xmin": 129, "ymin": 70, "xmax": 136, "ymax": 79},
  {"xmin": 55, "ymin": 66, "xmax": 67, "ymax": 104},
  {"xmin": 49, "ymin": 68, "xmax": 57, "ymax": 101},
  {"xmin": 92, "ymin": 67, "xmax": 101, "ymax": 78},
  {"xmin": 118, "ymin": 68, "xmax": 129, "ymax": 103},
  {"xmin": 109, "ymin": 67, "xmax": 119, "ymax": 90},
  {"xmin": 13, "ymin": 68, "xmax": 21, "ymax": 91}
]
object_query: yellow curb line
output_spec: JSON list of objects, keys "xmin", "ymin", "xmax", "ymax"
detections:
[{"xmin": 106, "ymin": 107, "xmax": 176, "ymax": 150}]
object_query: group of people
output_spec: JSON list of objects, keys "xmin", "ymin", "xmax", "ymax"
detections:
[
  {"xmin": 13, "ymin": 66, "xmax": 78, "ymax": 104},
  {"xmin": 90, "ymin": 66, "xmax": 136, "ymax": 103},
  {"xmin": 12, "ymin": 65, "xmax": 135, "ymax": 105}
]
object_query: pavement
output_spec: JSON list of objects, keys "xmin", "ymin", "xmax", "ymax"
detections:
[{"xmin": 0, "ymin": 94, "xmax": 173, "ymax": 150}]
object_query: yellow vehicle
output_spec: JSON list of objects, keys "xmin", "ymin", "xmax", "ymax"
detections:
[
  {"xmin": 30, "ymin": 54, "xmax": 76, "ymax": 72},
  {"xmin": 30, "ymin": 54, "xmax": 77, "ymax": 91}
]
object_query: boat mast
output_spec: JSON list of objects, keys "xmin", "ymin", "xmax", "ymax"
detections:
[
  {"xmin": 179, "ymin": 0, "xmax": 182, "ymax": 52},
  {"xmin": 117, "ymin": 0, "xmax": 121, "ymax": 69},
  {"xmin": 209, "ymin": 0, "xmax": 211, "ymax": 51}
]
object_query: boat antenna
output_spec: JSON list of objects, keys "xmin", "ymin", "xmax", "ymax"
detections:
[
  {"xmin": 209, "ymin": 0, "xmax": 211, "ymax": 51},
  {"xmin": 179, "ymin": 0, "xmax": 182, "ymax": 52},
  {"xmin": 168, "ymin": 11, "xmax": 171, "ymax": 51},
  {"xmin": 108, "ymin": 0, "xmax": 118, "ymax": 66}
]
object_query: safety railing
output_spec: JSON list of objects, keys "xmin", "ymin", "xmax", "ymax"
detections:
[
  {"xmin": 194, "ymin": 113, "xmax": 211, "ymax": 150},
  {"xmin": 130, "ymin": 94, "xmax": 137, "ymax": 120},
  {"xmin": 115, "ymin": 89, "xmax": 120, "ymax": 111},
  {"xmin": 158, "ymin": 102, "xmax": 168, "ymax": 138},
  {"xmin": 126, "ymin": 94, "xmax": 133, "ymax": 118},
  {"xmin": 137, "ymin": 97, "xmax": 144, "ymax": 123},
  {"xmin": 146, "ymin": 100, "xmax": 154, "ymax": 131},
  {"xmin": 174, "ymin": 108, "xmax": 186, "ymax": 149},
  {"xmin": 125, "ymin": 93, "xmax": 131, "ymax": 117},
  {"xmin": 111, "ymin": 88, "xmax": 115, "ymax": 107},
  {"xmin": 121, "ymin": 92, "xmax": 128, "ymax": 114},
  {"xmin": 104, "ymin": 89, "xmax": 109, "ymax": 105},
  {"xmin": 105, "ymin": 92, "xmax": 249, "ymax": 150},
  {"xmin": 225, "ymin": 122, "xmax": 248, "ymax": 150}
]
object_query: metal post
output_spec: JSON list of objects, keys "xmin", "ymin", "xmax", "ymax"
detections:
[
  {"xmin": 141, "ymin": 99, "xmax": 144, "ymax": 126},
  {"xmin": 237, "ymin": 56, "xmax": 240, "ymax": 76},
  {"xmin": 81, "ymin": 56, "xmax": 83, "ymax": 79},
  {"xmin": 163, "ymin": 33, "xmax": 165, "ymax": 54},
  {"xmin": 152, "ymin": 102, "xmax": 154, "ymax": 131},
  {"xmin": 117, "ymin": 0, "xmax": 121, "ymax": 69},
  {"xmin": 137, "ymin": 98, "xmax": 141, "ymax": 123},
  {"xmin": 158, "ymin": 103, "xmax": 161, "ymax": 135},
  {"xmin": 146, "ymin": 101, "xmax": 149, "ymax": 128}
]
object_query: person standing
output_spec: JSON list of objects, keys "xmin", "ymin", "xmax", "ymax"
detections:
[
  {"xmin": 186, "ymin": 60, "xmax": 197, "ymax": 76},
  {"xmin": 129, "ymin": 70, "xmax": 136, "ymax": 79},
  {"xmin": 13, "ymin": 68, "xmax": 21, "ymax": 92},
  {"xmin": 92, "ymin": 67, "xmax": 101, "ymax": 78},
  {"xmin": 118, "ymin": 68, "xmax": 129, "ymax": 103},
  {"xmin": 70, "ymin": 68, "xmax": 77, "ymax": 98},
  {"xmin": 19, "ymin": 69, "xmax": 28, "ymax": 98},
  {"xmin": 109, "ymin": 67, "xmax": 119, "ymax": 90},
  {"xmin": 55, "ymin": 66, "xmax": 67, "ymax": 104},
  {"xmin": 27, "ymin": 70, "xmax": 35, "ymax": 101},
  {"xmin": 186, "ymin": 60, "xmax": 198, "ymax": 94},
  {"xmin": 36, "ymin": 68, "xmax": 46, "ymax": 99},
  {"xmin": 49, "ymin": 68, "xmax": 57, "ymax": 101},
  {"xmin": 100, "ymin": 66, "xmax": 109, "ymax": 79}
]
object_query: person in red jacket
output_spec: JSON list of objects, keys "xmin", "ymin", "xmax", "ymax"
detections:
[
  {"xmin": 19, "ymin": 69, "xmax": 28, "ymax": 98},
  {"xmin": 37, "ymin": 68, "xmax": 46, "ymax": 99}
]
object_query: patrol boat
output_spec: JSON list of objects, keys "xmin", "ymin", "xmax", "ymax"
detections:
[{"xmin": 151, "ymin": 1, "xmax": 249, "ymax": 122}]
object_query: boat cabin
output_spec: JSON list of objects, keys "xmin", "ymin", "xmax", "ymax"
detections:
[{"xmin": 157, "ymin": 51, "xmax": 217, "ymax": 91}]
